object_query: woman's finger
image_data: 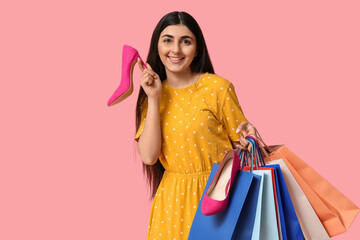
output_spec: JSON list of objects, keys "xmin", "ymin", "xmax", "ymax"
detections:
[
  {"xmin": 146, "ymin": 63, "xmax": 151, "ymax": 69},
  {"xmin": 237, "ymin": 144, "xmax": 247, "ymax": 150},
  {"xmin": 140, "ymin": 73, "xmax": 153, "ymax": 86},
  {"xmin": 138, "ymin": 58, "xmax": 145, "ymax": 72},
  {"xmin": 144, "ymin": 80, "xmax": 152, "ymax": 87},
  {"xmin": 144, "ymin": 76, "xmax": 154, "ymax": 86},
  {"xmin": 145, "ymin": 63, "xmax": 157, "ymax": 78},
  {"xmin": 236, "ymin": 122, "xmax": 256, "ymax": 137},
  {"xmin": 236, "ymin": 121, "xmax": 248, "ymax": 134},
  {"xmin": 239, "ymin": 134, "xmax": 249, "ymax": 148},
  {"xmin": 142, "ymin": 71, "xmax": 154, "ymax": 82}
]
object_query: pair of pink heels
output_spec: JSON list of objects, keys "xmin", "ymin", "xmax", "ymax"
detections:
[
  {"xmin": 201, "ymin": 149, "xmax": 241, "ymax": 216},
  {"xmin": 107, "ymin": 45, "xmax": 147, "ymax": 107}
]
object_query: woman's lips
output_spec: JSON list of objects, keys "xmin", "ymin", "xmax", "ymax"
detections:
[{"xmin": 168, "ymin": 56, "xmax": 185, "ymax": 63}]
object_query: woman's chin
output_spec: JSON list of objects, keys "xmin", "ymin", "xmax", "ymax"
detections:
[{"xmin": 165, "ymin": 65, "xmax": 192, "ymax": 75}]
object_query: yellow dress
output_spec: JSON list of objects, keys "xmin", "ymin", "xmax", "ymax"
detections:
[{"xmin": 135, "ymin": 72, "xmax": 248, "ymax": 240}]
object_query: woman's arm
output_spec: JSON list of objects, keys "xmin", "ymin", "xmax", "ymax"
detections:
[
  {"xmin": 136, "ymin": 61, "xmax": 163, "ymax": 165},
  {"xmin": 137, "ymin": 98, "xmax": 162, "ymax": 165}
]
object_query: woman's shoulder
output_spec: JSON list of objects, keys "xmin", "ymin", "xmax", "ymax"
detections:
[{"xmin": 200, "ymin": 72, "xmax": 233, "ymax": 90}]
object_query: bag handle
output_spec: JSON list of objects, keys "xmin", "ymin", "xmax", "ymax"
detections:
[
  {"xmin": 236, "ymin": 136, "xmax": 264, "ymax": 170},
  {"xmin": 236, "ymin": 142, "xmax": 252, "ymax": 172},
  {"xmin": 246, "ymin": 125, "xmax": 284, "ymax": 162},
  {"xmin": 246, "ymin": 136, "xmax": 266, "ymax": 167},
  {"xmin": 236, "ymin": 148, "xmax": 252, "ymax": 172}
]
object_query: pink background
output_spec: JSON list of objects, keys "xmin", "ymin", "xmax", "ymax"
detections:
[{"xmin": 1, "ymin": 0, "xmax": 359, "ymax": 239}]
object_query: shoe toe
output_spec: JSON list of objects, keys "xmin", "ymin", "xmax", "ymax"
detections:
[{"xmin": 201, "ymin": 194, "xmax": 227, "ymax": 216}]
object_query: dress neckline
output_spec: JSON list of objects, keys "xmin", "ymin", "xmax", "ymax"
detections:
[{"xmin": 163, "ymin": 72, "xmax": 208, "ymax": 91}]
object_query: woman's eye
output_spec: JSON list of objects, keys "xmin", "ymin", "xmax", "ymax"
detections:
[
  {"xmin": 163, "ymin": 39, "xmax": 171, "ymax": 43},
  {"xmin": 182, "ymin": 40, "xmax": 191, "ymax": 44}
]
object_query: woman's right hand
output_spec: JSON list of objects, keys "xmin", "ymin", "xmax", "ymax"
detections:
[{"xmin": 138, "ymin": 59, "xmax": 162, "ymax": 100}]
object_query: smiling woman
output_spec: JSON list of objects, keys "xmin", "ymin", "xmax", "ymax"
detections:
[
  {"xmin": 157, "ymin": 24, "xmax": 199, "ymax": 88},
  {"xmin": 133, "ymin": 11, "xmax": 255, "ymax": 239}
]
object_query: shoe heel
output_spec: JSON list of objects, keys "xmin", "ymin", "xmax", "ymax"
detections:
[{"xmin": 107, "ymin": 45, "xmax": 146, "ymax": 106}]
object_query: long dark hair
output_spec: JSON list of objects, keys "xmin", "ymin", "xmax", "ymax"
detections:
[{"xmin": 136, "ymin": 11, "xmax": 215, "ymax": 198}]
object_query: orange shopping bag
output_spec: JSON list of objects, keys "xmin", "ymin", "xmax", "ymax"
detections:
[{"xmin": 267, "ymin": 145, "xmax": 359, "ymax": 237}]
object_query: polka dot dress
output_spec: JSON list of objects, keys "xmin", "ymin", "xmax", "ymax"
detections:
[{"xmin": 135, "ymin": 72, "xmax": 248, "ymax": 239}]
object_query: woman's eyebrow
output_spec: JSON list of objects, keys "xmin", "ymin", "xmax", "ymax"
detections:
[{"xmin": 161, "ymin": 34, "xmax": 194, "ymax": 40}]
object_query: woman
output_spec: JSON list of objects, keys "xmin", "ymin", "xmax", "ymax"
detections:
[{"xmin": 134, "ymin": 11, "xmax": 256, "ymax": 239}]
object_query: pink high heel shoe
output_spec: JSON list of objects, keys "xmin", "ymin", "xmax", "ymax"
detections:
[
  {"xmin": 201, "ymin": 150, "xmax": 241, "ymax": 216},
  {"xmin": 107, "ymin": 45, "xmax": 147, "ymax": 106}
]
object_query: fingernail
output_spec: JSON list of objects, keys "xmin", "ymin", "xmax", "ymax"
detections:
[{"xmin": 236, "ymin": 129, "xmax": 240, "ymax": 133}]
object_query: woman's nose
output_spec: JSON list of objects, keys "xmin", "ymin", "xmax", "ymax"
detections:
[{"xmin": 171, "ymin": 43, "xmax": 180, "ymax": 54}]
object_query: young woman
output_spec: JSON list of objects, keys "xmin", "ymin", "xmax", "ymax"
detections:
[{"xmin": 134, "ymin": 11, "xmax": 256, "ymax": 239}]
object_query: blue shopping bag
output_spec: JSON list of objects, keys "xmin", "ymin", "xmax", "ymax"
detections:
[
  {"xmin": 232, "ymin": 173, "xmax": 262, "ymax": 239},
  {"xmin": 266, "ymin": 164, "xmax": 304, "ymax": 240},
  {"xmin": 188, "ymin": 163, "xmax": 254, "ymax": 240}
]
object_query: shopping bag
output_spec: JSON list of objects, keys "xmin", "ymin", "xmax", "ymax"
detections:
[
  {"xmin": 268, "ymin": 145, "xmax": 360, "ymax": 237},
  {"xmin": 249, "ymin": 172, "xmax": 264, "ymax": 240},
  {"xmin": 266, "ymin": 164, "xmax": 304, "ymax": 240},
  {"xmin": 254, "ymin": 167, "xmax": 282, "ymax": 240},
  {"xmin": 268, "ymin": 159, "xmax": 330, "ymax": 240},
  {"xmin": 246, "ymin": 136, "xmax": 304, "ymax": 239},
  {"xmin": 249, "ymin": 170, "xmax": 279, "ymax": 240},
  {"xmin": 188, "ymin": 163, "xmax": 254, "ymax": 240},
  {"xmin": 240, "ymin": 138, "xmax": 280, "ymax": 240},
  {"xmin": 233, "ymin": 173, "xmax": 262, "ymax": 239}
]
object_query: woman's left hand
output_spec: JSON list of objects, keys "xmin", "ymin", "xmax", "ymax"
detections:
[{"xmin": 231, "ymin": 122, "xmax": 256, "ymax": 151}]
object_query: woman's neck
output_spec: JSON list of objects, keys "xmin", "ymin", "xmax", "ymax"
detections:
[{"xmin": 165, "ymin": 70, "xmax": 201, "ymax": 89}]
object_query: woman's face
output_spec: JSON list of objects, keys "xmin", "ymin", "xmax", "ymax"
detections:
[{"xmin": 157, "ymin": 24, "xmax": 197, "ymax": 75}]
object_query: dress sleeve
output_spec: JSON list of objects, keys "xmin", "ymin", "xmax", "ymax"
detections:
[
  {"xmin": 134, "ymin": 101, "xmax": 148, "ymax": 142},
  {"xmin": 220, "ymin": 83, "xmax": 248, "ymax": 142}
]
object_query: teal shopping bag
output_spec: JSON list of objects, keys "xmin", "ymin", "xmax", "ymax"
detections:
[
  {"xmin": 249, "ymin": 171, "xmax": 264, "ymax": 239},
  {"xmin": 188, "ymin": 163, "xmax": 254, "ymax": 240}
]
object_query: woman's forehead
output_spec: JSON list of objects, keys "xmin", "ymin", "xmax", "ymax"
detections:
[{"xmin": 160, "ymin": 24, "xmax": 195, "ymax": 38}]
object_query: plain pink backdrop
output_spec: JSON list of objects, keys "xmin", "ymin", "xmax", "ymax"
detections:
[{"xmin": 1, "ymin": 0, "xmax": 359, "ymax": 239}]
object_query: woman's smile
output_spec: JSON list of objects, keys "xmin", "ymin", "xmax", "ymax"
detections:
[{"xmin": 168, "ymin": 56, "xmax": 185, "ymax": 63}]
